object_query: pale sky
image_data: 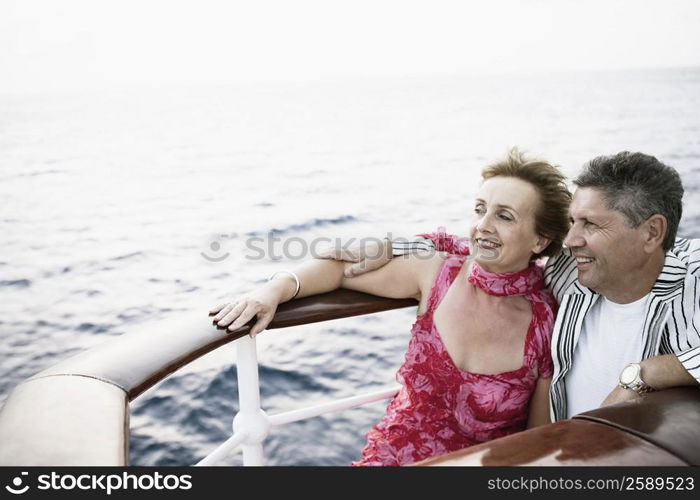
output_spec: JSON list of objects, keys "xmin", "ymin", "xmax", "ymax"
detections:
[{"xmin": 1, "ymin": 0, "xmax": 699, "ymax": 94}]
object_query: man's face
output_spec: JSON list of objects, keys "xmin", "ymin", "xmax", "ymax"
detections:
[{"xmin": 564, "ymin": 187, "xmax": 650, "ymax": 298}]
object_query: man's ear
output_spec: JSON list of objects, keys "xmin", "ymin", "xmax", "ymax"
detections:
[{"xmin": 643, "ymin": 214, "xmax": 667, "ymax": 252}]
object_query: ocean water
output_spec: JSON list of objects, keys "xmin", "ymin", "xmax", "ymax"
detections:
[{"xmin": 1, "ymin": 67, "xmax": 700, "ymax": 466}]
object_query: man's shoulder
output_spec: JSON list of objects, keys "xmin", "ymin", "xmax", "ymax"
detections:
[
  {"xmin": 670, "ymin": 236, "xmax": 700, "ymax": 279},
  {"xmin": 542, "ymin": 248, "xmax": 579, "ymax": 300},
  {"xmin": 543, "ymin": 247, "xmax": 576, "ymax": 280},
  {"xmin": 672, "ymin": 236, "xmax": 700, "ymax": 257}
]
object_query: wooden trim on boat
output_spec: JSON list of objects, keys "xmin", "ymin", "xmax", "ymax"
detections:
[
  {"xmin": 417, "ymin": 418, "xmax": 688, "ymax": 466},
  {"xmin": 574, "ymin": 387, "xmax": 700, "ymax": 466},
  {"xmin": 27, "ymin": 290, "xmax": 417, "ymax": 399},
  {"xmin": 416, "ymin": 387, "xmax": 700, "ymax": 466},
  {"xmin": 0, "ymin": 290, "xmax": 416, "ymax": 465}
]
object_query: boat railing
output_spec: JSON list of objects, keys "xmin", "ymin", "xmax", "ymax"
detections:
[
  {"xmin": 196, "ymin": 333, "xmax": 401, "ymax": 465},
  {"xmin": 0, "ymin": 289, "xmax": 417, "ymax": 466},
  {"xmin": 1, "ymin": 288, "xmax": 698, "ymax": 466}
]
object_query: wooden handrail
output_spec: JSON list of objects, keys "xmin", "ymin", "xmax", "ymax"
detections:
[
  {"xmin": 28, "ymin": 290, "xmax": 417, "ymax": 399},
  {"xmin": 0, "ymin": 290, "xmax": 416, "ymax": 465},
  {"xmin": 417, "ymin": 387, "xmax": 700, "ymax": 466},
  {"xmin": 574, "ymin": 387, "xmax": 700, "ymax": 466}
]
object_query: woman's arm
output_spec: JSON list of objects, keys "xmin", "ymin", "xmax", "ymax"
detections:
[
  {"xmin": 526, "ymin": 377, "xmax": 552, "ymax": 428},
  {"xmin": 210, "ymin": 253, "xmax": 436, "ymax": 336}
]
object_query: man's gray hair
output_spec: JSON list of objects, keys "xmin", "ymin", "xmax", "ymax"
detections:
[{"xmin": 574, "ymin": 151, "xmax": 683, "ymax": 251}]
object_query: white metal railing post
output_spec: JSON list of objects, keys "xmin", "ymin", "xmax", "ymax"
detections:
[
  {"xmin": 232, "ymin": 334, "xmax": 270, "ymax": 466},
  {"xmin": 196, "ymin": 331, "xmax": 400, "ymax": 466}
]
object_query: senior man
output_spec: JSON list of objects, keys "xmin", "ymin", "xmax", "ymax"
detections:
[{"xmin": 327, "ymin": 151, "xmax": 700, "ymax": 420}]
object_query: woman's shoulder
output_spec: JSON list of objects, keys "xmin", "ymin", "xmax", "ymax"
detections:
[
  {"xmin": 410, "ymin": 252, "xmax": 462, "ymax": 293},
  {"xmin": 410, "ymin": 250, "xmax": 451, "ymax": 274}
]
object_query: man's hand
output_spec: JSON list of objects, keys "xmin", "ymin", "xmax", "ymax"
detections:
[
  {"xmin": 316, "ymin": 238, "xmax": 392, "ymax": 277},
  {"xmin": 600, "ymin": 386, "xmax": 643, "ymax": 407}
]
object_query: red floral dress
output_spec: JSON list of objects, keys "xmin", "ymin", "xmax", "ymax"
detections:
[{"xmin": 352, "ymin": 230, "xmax": 556, "ymax": 466}]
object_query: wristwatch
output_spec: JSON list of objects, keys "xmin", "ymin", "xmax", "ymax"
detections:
[{"xmin": 619, "ymin": 363, "xmax": 656, "ymax": 395}]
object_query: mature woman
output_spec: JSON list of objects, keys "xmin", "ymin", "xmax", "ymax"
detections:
[{"xmin": 209, "ymin": 148, "xmax": 571, "ymax": 466}]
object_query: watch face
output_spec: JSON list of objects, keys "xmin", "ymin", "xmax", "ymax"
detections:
[{"xmin": 620, "ymin": 364, "xmax": 639, "ymax": 385}]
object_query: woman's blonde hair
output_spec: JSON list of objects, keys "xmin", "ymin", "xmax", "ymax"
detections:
[{"xmin": 481, "ymin": 147, "xmax": 571, "ymax": 259}]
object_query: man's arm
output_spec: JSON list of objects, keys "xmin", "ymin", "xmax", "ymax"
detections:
[
  {"xmin": 317, "ymin": 235, "xmax": 437, "ymax": 277},
  {"xmin": 391, "ymin": 236, "xmax": 437, "ymax": 257},
  {"xmin": 601, "ymin": 354, "xmax": 699, "ymax": 407},
  {"xmin": 642, "ymin": 353, "xmax": 699, "ymax": 389}
]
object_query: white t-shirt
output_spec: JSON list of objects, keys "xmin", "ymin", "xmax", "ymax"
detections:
[{"xmin": 565, "ymin": 293, "xmax": 650, "ymax": 418}]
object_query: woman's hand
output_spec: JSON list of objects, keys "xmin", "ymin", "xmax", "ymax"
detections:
[{"xmin": 209, "ymin": 288, "xmax": 281, "ymax": 337}]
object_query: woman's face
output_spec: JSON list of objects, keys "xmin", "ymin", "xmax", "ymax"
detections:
[{"xmin": 469, "ymin": 176, "xmax": 550, "ymax": 273}]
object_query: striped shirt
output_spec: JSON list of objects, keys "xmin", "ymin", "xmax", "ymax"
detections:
[{"xmin": 392, "ymin": 236, "xmax": 700, "ymax": 421}]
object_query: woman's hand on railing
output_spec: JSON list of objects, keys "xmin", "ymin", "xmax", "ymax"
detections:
[{"xmin": 209, "ymin": 288, "xmax": 281, "ymax": 337}]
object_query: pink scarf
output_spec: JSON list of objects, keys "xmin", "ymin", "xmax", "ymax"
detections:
[
  {"xmin": 468, "ymin": 260, "xmax": 544, "ymax": 297},
  {"xmin": 418, "ymin": 226, "xmax": 544, "ymax": 297}
]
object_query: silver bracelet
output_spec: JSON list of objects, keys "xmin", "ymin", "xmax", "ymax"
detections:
[{"xmin": 268, "ymin": 270, "xmax": 301, "ymax": 299}]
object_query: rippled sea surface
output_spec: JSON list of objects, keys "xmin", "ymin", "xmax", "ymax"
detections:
[{"xmin": 2, "ymin": 68, "xmax": 700, "ymax": 465}]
